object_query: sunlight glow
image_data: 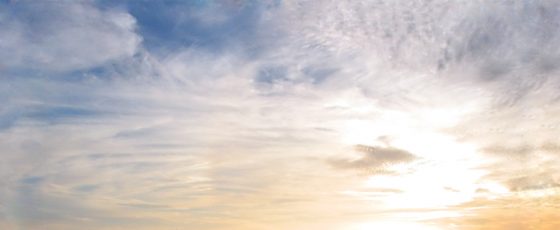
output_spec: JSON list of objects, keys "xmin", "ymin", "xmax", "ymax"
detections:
[{"xmin": 351, "ymin": 221, "xmax": 442, "ymax": 230}]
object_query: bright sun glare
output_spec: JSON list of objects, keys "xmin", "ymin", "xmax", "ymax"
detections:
[
  {"xmin": 338, "ymin": 105, "xmax": 505, "ymax": 218},
  {"xmin": 351, "ymin": 221, "xmax": 442, "ymax": 230}
]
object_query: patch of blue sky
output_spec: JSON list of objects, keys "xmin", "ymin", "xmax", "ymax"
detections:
[
  {"xmin": 19, "ymin": 176, "xmax": 44, "ymax": 185},
  {"xmin": 97, "ymin": 0, "xmax": 275, "ymax": 56},
  {"xmin": 301, "ymin": 66, "xmax": 338, "ymax": 85},
  {"xmin": 256, "ymin": 65, "xmax": 288, "ymax": 85},
  {"xmin": 25, "ymin": 106, "xmax": 98, "ymax": 122},
  {"xmin": 0, "ymin": 105, "xmax": 101, "ymax": 131},
  {"xmin": 73, "ymin": 185, "xmax": 98, "ymax": 193}
]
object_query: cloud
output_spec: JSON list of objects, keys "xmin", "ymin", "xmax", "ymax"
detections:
[
  {"xmin": 482, "ymin": 142, "xmax": 560, "ymax": 157},
  {"xmin": 329, "ymin": 144, "xmax": 417, "ymax": 173},
  {"xmin": 0, "ymin": 1, "xmax": 140, "ymax": 72},
  {"xmin": 2, "ymin": 0, "xmax": 560, "ymax": 229}
]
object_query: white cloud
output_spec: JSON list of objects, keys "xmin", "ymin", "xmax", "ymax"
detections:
[
  {"xmin": 2, "ymin": 0, "xmax": 560, "ymax": 229},
  {"xmin": 0, "ymin": 1, "xmax": 140, "ymax": 72}
]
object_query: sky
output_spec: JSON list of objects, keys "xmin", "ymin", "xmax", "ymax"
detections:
[{"xmin": 1, "ymin": 0, "xmax": 560, "ymax": 229}]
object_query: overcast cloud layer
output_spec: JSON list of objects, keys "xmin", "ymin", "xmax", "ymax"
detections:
[{"xmin": 1, "ymin": 1, "xmax": 560, "ymax": 229}]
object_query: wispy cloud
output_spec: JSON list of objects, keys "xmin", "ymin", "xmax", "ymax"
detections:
[
  {"xmin": 329, "ymin": 144, "xmax": 417, "ymax": 174},
  {"xmin": 2, "ymin": 0, "xmax": 560, "ymax": 229}
]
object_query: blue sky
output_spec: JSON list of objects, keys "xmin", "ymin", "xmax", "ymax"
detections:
[{"xmin": 1, "ymin": 0, "xmax": 560, "ymax": 229}]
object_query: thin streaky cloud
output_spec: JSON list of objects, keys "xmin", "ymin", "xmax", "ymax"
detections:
[{"xmin": 1, "ymin": 0, "xmax": 559, "ymax": 229}]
